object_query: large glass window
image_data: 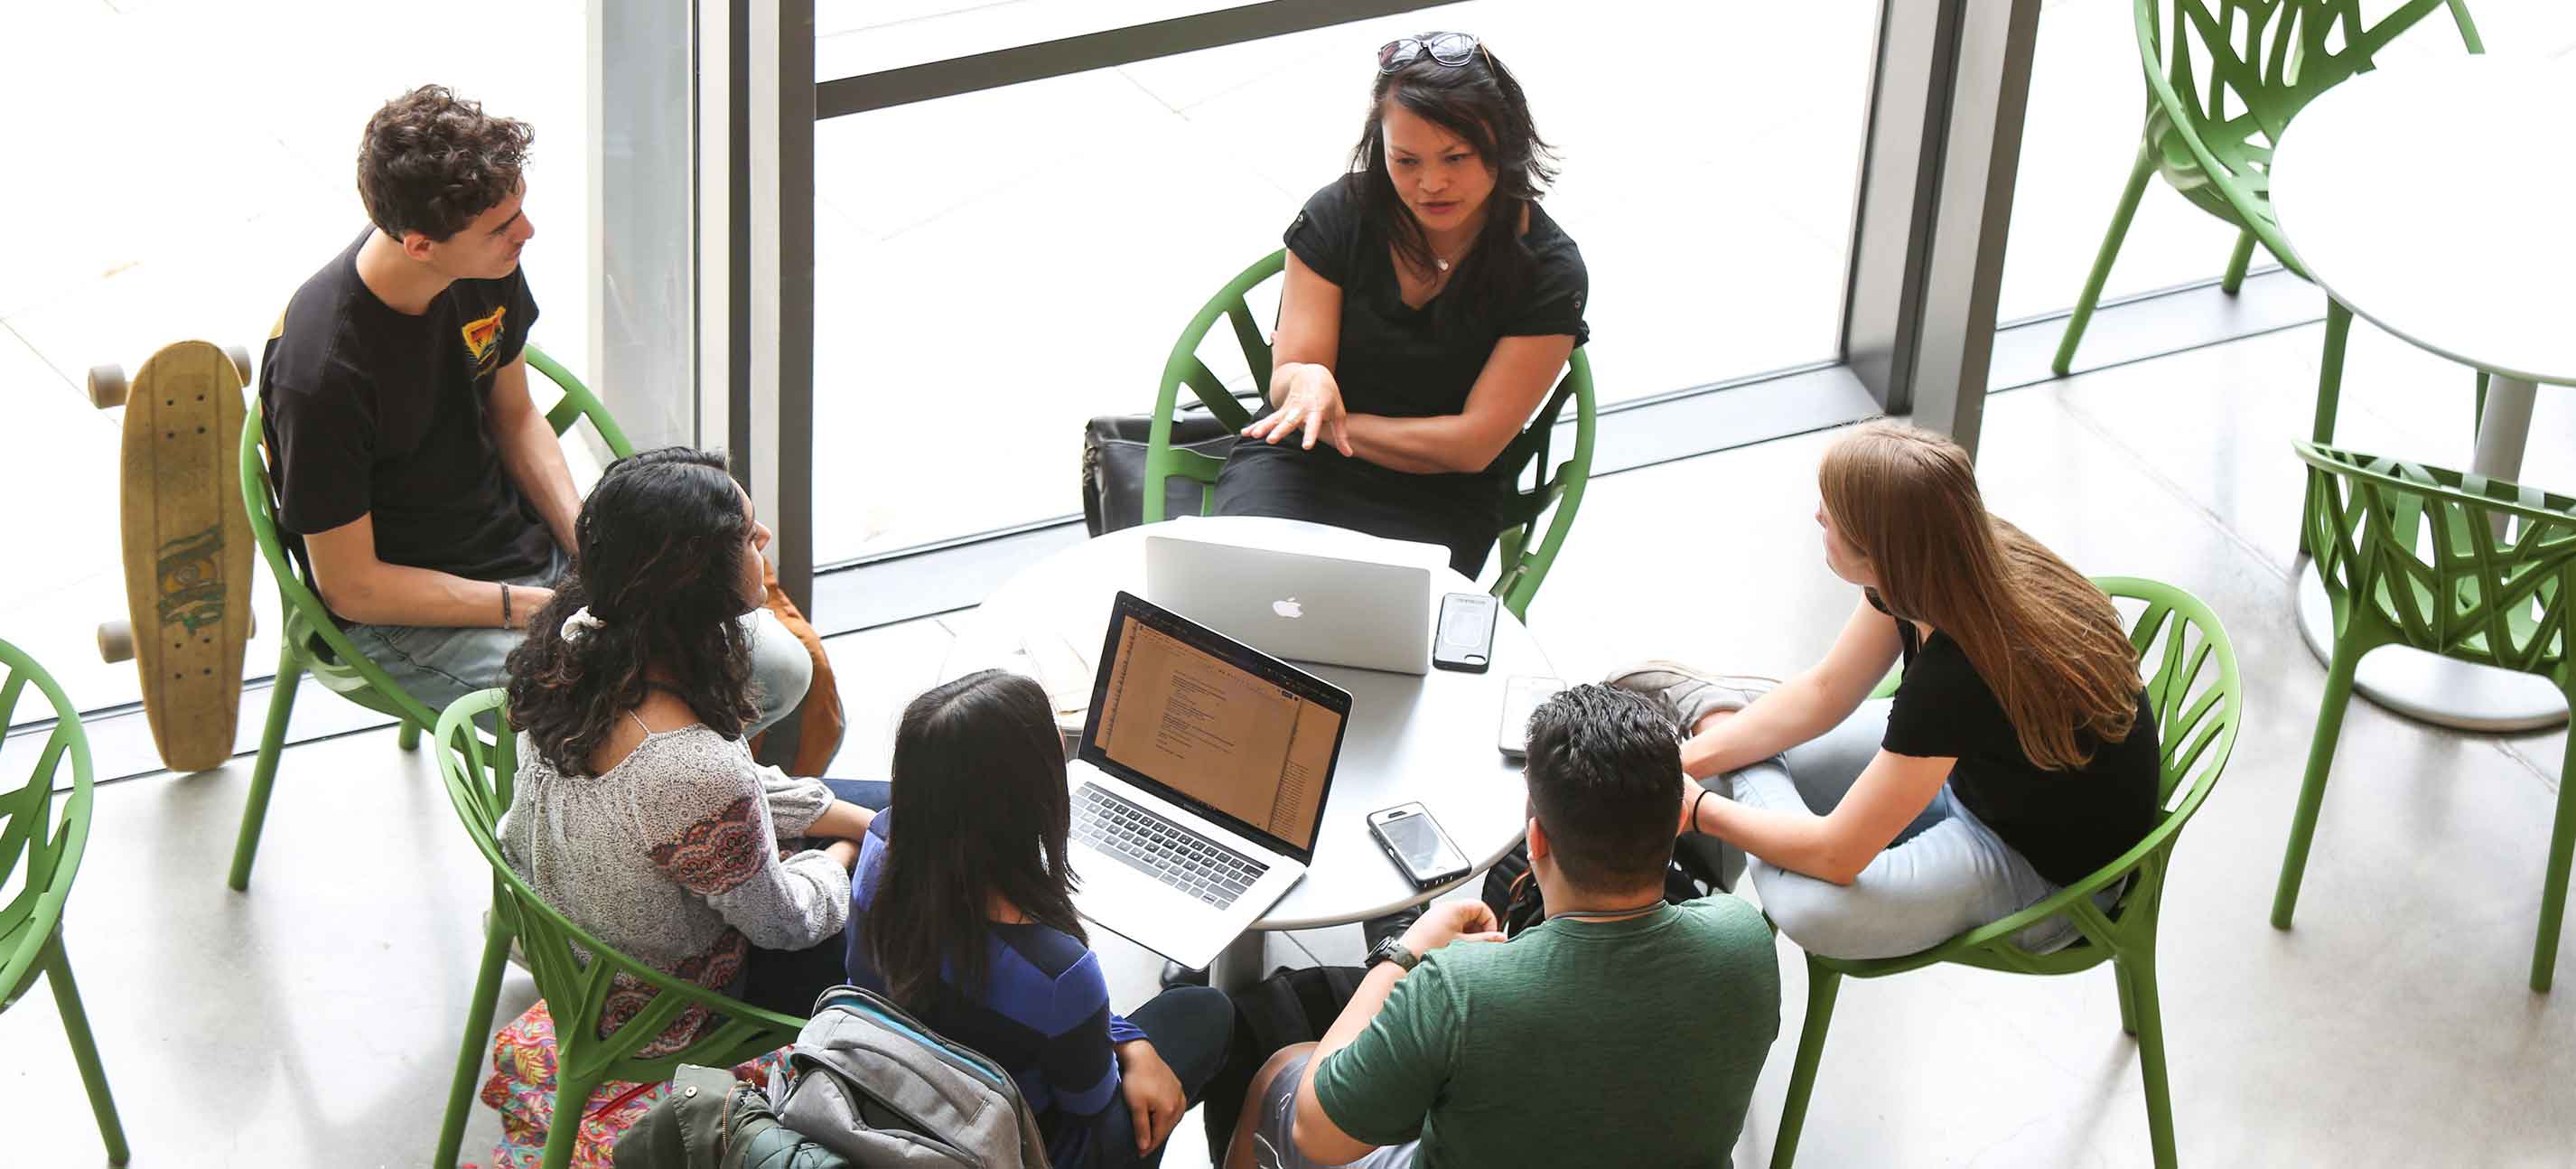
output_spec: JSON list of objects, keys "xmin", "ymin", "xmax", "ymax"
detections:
[
  {"xmin": 1999, "ymin": 0, "xmax": 2576, "ymax": 328},
  {"xmin": 2, "ymin": 1, "xmax": 594, "ymax": 716},
  {"xmin": 808, "ymin": 2, "xmax": 1879, "ymax": 562}
]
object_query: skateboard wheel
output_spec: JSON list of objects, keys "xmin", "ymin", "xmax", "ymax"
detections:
[
  {"xmin": 226, "ymin": 345, "xmax": 255, "ymax": 386},
  {"xmin": 98, "ymin": 621, "xmax": 135, "ymax": 664},
  {"xmin": 88, "ymin": 365, "xmax": 128, "ymax": 409}
]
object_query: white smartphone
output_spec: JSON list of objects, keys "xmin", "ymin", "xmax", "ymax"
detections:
[
  {"xmin": 1368, "ymin": 802, "xmax": 1472, "ymax": 890},
  {"xmin": 1498, "ymin": 675, "xmax": 1566, "ymax": 759}
]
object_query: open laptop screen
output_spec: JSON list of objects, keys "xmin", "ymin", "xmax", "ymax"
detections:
[{"xmin": 1081, "ymin": 592, "xmax": 1349, "ymax": 861}]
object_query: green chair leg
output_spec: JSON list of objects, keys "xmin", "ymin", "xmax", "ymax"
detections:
[
  {"xmin": 2273, "ymin": 639, "xmax": 2362, "ymax": 930},
  {"xmin": 1769, "ymin": 959, "xmax": 1842, "ymax": 1169},
  {"xmin": 2114, "ymin": 952, "xmax": 2141, "ymax": 1037},
  {"xmin": 400, "ymin": 721, "xmax": 423, "ymax": 752},
  {"xmin": 437, "ymin": 903, "xmax": 518, "ymax": 1168},
  {"xmin": 43, "ymin": 933, "xmax": 131, "ymax": 1164},
  {"xmin": 2219, "ymin": 229, "xmax": 2257, "ymax": 295},
  {"xmin": 229, "ymin": 643, "xmax": 304, "ymax": 891},
  {"xmin": 2053, "ymin": 145, "xmax": 2157, "ymax": 377},
  {"xmin": 2122, "ymin": 947, "xmax": 2178, "ymax": 1169},
  {"xmin": 541, "ymin": 1069, "xmax": 602, "ymax": 1169},
  {"xmin": 2312, "ymin": 298, "xmax": 2351, "ymax": 446},
  {"xmin": 2299, "ymin": 299, "xmax": 2356, "ymax": 556},
  {"xmin": 2531, "ymin": 733, "xmax": 2576, "ymax": 992}
]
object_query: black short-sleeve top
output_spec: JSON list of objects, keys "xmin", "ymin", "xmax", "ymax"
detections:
[
  {"xmin": 1283, "ymin": 175, "xmax": 1588, "ymax": 421},
  {"xmin": 1872, "ymin": 593, "xmax": 2163, "ymax": 887},
  {"xmin": 1225, "ymin": 177, "xmax": 1588, "ymax": 536},
  {"xmin": 258, "ymin": 229, "xmax": 553, "ymax": 605}
]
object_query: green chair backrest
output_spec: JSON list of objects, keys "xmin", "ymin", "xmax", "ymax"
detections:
[
  {"xmin": 432, "ymin": 690, "xmax": 804, "ymax": 1090},
  {"xmin": 2296, "ymin": 442, "xmax": 2576, "ymax": 690},
  {"xmin": 238, "ymin": 343, "xmax": 636, "ymax": 723},
  {"xmin": 0, "ymin": 641, "xmax": 96, "ymax": 1005},
  {"xmin": 1840, "ymin": 577, "xmax": 2243, "ymax": 978},
  {"xmin": 2135, "ymin": 0, "xmax": 2482, "ymax": 268},
  {"xmin": 1143, "ymin": 249, "xmax": 1598, "ymax": 620}
]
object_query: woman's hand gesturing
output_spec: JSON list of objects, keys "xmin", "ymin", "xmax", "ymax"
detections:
[{"xmin": 1243, "ymin": 365, "xmax": 1355, "ymax": 456}]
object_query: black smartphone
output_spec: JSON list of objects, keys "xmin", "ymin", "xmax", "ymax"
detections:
[
  {"xmin": 1368, "ymin": 801, "xmax": 1472, "ymax": 889},
  {"xmin": 1434, "ymin": 591, "xmax": 1499, "ymax": 673}
]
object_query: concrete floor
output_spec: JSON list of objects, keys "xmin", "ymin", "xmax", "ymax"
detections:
[{"xmin": 12, "ymin": 316, "xmax": 2576, "ymax": 1164}]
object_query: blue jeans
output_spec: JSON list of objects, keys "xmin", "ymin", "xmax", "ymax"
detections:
[
  {"xmin": 1722, "ymin": 698, "xmax": 2102, "ymax": 960},
  {"xmin": 740, "ymin": 778, "xmax": 890, "ymax": 1015},
  {"xmin": 341, "ymin": 546, "xmax": 815, "ymax": 736}
]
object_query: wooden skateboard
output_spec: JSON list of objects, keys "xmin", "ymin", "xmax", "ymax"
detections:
[{"xmin": 92, "ymin": 341, "xmax": 257, "ymax": 773}]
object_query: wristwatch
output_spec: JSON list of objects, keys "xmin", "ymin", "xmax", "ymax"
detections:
[{"xmin": 1366, "ymin": 935, "xmax": 1419, "ymax": 973}]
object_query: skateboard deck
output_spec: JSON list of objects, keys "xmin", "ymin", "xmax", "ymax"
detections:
[{"xmin": 94, "ymin": 341, "xmax": 256, "ymax": 773}]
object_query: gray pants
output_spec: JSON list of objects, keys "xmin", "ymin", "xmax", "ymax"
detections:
[
  {"xmin": 341, "ymin": 549, "xmax": 813, "ymax": 736},
  {"xmin": 1717, "ymin": 697, "xmax": 2097, "ymax": 961}
]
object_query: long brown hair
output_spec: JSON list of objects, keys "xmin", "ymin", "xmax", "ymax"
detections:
[
  {"xmin": 1819, "ymin": 422, "xmax": 2138, "ymax": 771},
  {"xmin": 866, "ymin": 670, "xmax": 1085, "ymax": 1011}
]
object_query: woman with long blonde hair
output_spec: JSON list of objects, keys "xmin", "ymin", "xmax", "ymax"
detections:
[{"xmin": 1617, "ymin": 422, "xmax": 2159, "ymax": 959}]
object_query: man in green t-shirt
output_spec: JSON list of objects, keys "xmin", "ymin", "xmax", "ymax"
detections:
[{"xmin": 1223, "ymin": 685, "xmax": 1782, "ymax": 1169}]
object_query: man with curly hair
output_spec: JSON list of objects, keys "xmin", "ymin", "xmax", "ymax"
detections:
[{"xmin": 259, "ymin": 85, "xmax": 811, "ymax": 730}]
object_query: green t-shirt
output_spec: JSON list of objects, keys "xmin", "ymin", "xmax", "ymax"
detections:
[{"xmin": 1312, "ymin": 896, "xmax": 1780, "ymax": 1168}]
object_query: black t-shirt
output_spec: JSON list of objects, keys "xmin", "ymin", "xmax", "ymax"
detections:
[
  {"xmin": 1212, "ymin": 178, "xmax": 1589, "ymax": 572},
  {"xmin": 1876, "ymin": 598, "xmax": 2161, "ymax": 887},
  {"xmin": 259, "ymin": 229, "xmax": 553, "ymax": 601}
]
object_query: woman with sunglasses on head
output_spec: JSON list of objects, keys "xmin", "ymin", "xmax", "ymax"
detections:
[
  {"xmin": 1618, "ymin": 422, "xmax": 2161, "ymax": 961},
  {"xmin": 1211, "ymin": 32, "xmax": 1588, "ymax": 578},
  {"xmin": 845, "ymin": 669, "xmax": 1235, "ymax": 1169},
  {"xmin": 498, "ymin": 447, "xmax": 884, "ymax": 1054}
]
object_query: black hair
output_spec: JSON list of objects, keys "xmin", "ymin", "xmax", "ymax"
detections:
[
  {"xmin": 1522, "ymin": 684, "xmax": 1682, "ymax": 893},
  {"xmin": 867, "ymin": 670, "xmax": 1086, "ymax": 1010},
  {"xmin": 504, "ymin": 447, "xmax": 758, "ymax": 776},
  {"xmin": 357, "ymin": 84, "xmax": 534, "ymax": 242},
  {"xmin": 1346, "ymin": 34, "xmax": 1559, "ymax": 338}
]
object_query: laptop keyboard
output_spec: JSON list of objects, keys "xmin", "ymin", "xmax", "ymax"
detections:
[{"xmin": 1074, "ymin": 784, "xmax": 1270, "ymax": 911}]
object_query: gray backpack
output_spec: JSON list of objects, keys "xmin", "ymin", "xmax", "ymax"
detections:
[{"xmin": 773, "ymin": 986, "xmax": 1052, "ymax": 1168}]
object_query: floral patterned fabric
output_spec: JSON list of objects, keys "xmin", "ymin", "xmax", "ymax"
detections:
[{"xmin": 481, "ymin": 1001, "xmax": 790, "ymax": 1169}]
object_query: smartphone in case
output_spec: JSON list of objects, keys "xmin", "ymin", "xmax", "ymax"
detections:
[
  {"xmin": 1433, "ymin": 592, "xmax": 1499, "ymax": 673},
  {"xmin": 1368, "ymin": 801, "xmax": 1473, "ymax": 889},
  {"xmin": 1497, "ymin": 675, "xmax": 1566, "ymax": 759}
]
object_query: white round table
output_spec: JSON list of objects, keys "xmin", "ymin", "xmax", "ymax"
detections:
[
  {"xmin": 940, "ymin": 516, "xmax": 1551, "ymax": 987},
  {"xmin": 2270, "ymin": 54, "xmax": 2576, "ymax": 731}
]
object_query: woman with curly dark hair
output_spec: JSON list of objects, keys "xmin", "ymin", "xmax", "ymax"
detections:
[{"xmin": 497, "ymin": 447, "xmax": 879, "ymax": 1044}]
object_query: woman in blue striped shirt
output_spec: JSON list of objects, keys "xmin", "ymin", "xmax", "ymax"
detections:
[{"xmin": 845, "ymin": 669, "xmax": 1235, "ymax": 1167}]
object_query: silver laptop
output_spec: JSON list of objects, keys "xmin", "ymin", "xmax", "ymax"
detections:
[
  {"xmin": 1066, "ymin": 591, "xmax": 1350, "ymax": 969},
  {"xmin": 1144, "ymin": 519, "xmax": 1444, "ymax": 675}
]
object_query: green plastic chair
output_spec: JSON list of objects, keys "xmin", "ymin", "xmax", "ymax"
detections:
[
  {"xmin": 0, "ymin": 640, "xmax": 129, "ymax": 1164},
  {"xmin": 2273, "ymin": 443, "xmax": 2576, "ymax": 992},
  {"xmin": 2053, "ymin": 0, "xmax": 2484, "ymax": 446},
  {"xmin": 1142, "ymin": 249, "xmax": 1597, "ymax": 621},
  {"xmin": 430, "ymin": 689, "xmax": 805, "ymax": 1169},
  {"xmin": 1770, "ymin": 578, "xmax": 2242, "ymax": 1169},
  {"xmin": 230, "ymin": 343, "xmax": 633, "ymax": 891}
]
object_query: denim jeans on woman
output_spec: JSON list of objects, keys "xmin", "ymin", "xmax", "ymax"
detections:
[{"xmin": 1713, "ymin": 695, "xmax": 2111, "ymax": 960}]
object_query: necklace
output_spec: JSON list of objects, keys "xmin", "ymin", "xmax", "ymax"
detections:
[{"xmin": 1433, "ymin": 239, "xmax": 1467, "ymax": 272}]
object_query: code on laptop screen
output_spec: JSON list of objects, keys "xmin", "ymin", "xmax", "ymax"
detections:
[{"xmin": 1095, "ymin": 613, "xmax": 1339, "ymax": 850}]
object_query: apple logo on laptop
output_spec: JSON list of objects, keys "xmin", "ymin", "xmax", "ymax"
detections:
[{"xmin": 1272, "ymin": 596, "xmax": 1303, "ymax": 620}]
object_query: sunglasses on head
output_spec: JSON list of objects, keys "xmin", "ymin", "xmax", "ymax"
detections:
[{"xmin": 1377, "ymin": 32, "xmax": 1480, "ymax": 73}]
